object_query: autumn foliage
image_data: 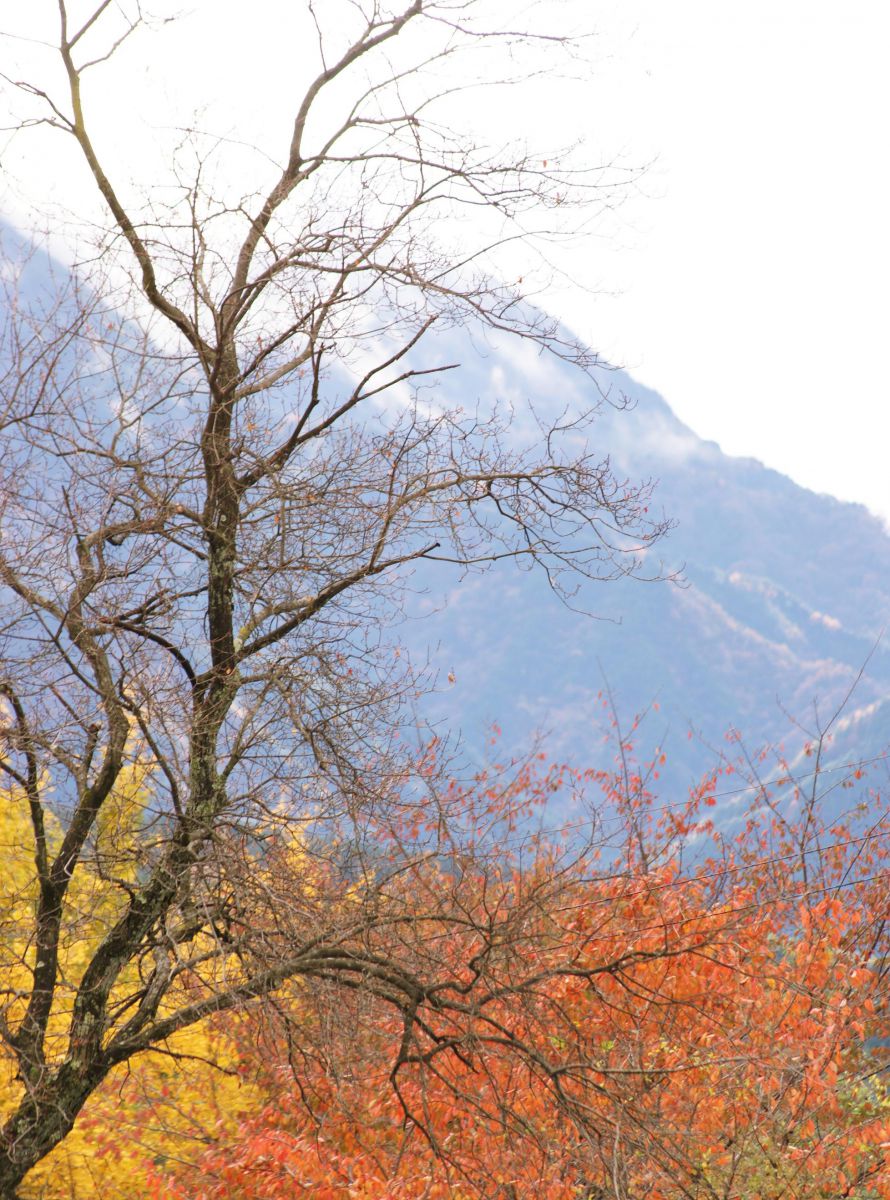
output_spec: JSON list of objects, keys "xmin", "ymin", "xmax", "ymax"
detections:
[{"xmin": 36, "ymin": 742, "xmax": 883, "ymax": 1200}]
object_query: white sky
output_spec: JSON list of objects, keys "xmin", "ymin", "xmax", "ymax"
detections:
[
  {"xmin": 561, "ymin": 1, "xmax": 890, "ymax": 527},
  {"xmin": 2, "ymin": 1, "xmax": 888, "ymax": 522}
]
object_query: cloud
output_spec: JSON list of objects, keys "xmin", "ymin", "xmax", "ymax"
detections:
[{"xmin": 810, "ymin": 610, "xmax": 842, "ymax": 632}]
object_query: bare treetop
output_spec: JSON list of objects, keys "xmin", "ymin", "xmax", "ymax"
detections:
[{"xmin": 0, "ymin": 3, "xmax": 669, "ymax": 1192}]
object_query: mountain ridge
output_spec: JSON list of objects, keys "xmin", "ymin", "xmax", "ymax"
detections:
[
  {"xmin": 3, "ymin": 220, "xmax": 886, "ymax": 822},
  {"xmin": 393, "ymin": 326, "xmax": 890, "ymax": 815}
]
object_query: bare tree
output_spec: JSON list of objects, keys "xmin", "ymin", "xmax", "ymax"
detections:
[{"xmin": 0, "ymin": 2, "xmax": 669, "ymax": 1191}]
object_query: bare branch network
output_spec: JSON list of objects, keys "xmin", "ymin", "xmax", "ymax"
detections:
[{"xmin": 0, "ymin": 2, "xmax": 673, "ymax": 1192}]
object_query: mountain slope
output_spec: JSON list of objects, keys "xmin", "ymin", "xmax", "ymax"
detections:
[
  {"xmin": 4, "ymin": 219, "xmax": 886, "ymax": 823},
  {"xmin": 396, "ymin": 328, "xmax": 890, "ymax": 816}
]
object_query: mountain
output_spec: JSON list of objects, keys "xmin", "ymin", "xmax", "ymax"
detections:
[
  {"xmin": 394, "ymin": 327, "xmax": 890, "ymax": 826},
  {"xmin": 4, "ymin": 219, "xmax": 886, "ymax": 829}
]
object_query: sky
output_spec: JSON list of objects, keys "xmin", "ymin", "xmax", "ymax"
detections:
[
  {"xmin": 559, "ymin": 2, "xmax": 890, "ymax": 527},
  {"xmin": 2, "ymin": 1, "xmax": 888, "ymax": 522}
]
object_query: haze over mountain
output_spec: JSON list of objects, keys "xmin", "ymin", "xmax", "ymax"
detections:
[
  {"xmin": 395, "ymin": 326, "xmax": 890, "ymax": 824},
  {"xmin": 3, "ymin": 220, "xmax": 887, "ymax": 829}
]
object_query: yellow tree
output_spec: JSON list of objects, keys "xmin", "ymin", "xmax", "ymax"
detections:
[{"xmin": 0, "ymin": 769, "xmax": 257, "ymax": 1198}]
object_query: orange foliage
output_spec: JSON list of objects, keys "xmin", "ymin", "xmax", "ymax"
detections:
[{"xmin": 116, "ymin": 749, "xmax": 890, "ymax": 1198}]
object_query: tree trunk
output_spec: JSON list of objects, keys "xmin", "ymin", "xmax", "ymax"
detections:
[{"xmin": 0, "ymin": 1066, "xmax": 98, "ymax": 1198}]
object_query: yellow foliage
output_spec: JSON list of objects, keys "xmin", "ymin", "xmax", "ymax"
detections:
[
  {"xmin": 24, "ymin": 1022, "xmax": 258, "ymax": 1200},
  {"xmin": 0, "ymin": 772, "xmax": 260, "ymax": 1199},
  {"xmin": 0, "ymin": 767, "xmax": 148, "ymax": 1081}
]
